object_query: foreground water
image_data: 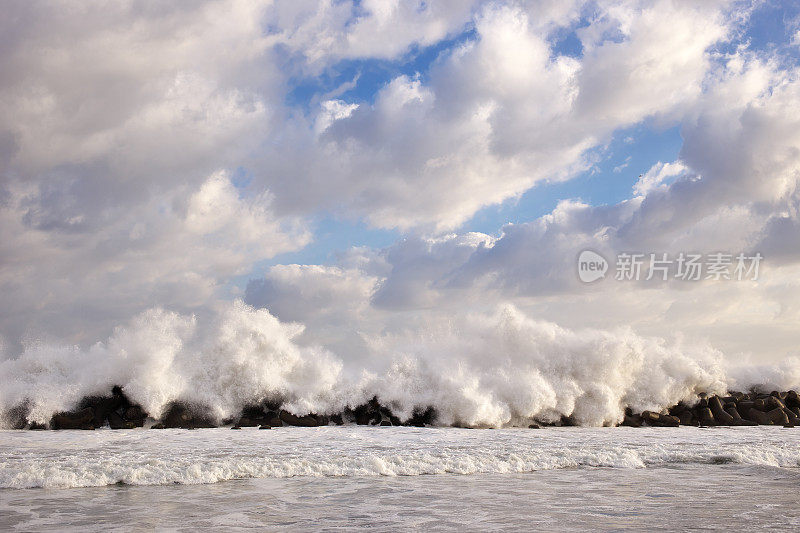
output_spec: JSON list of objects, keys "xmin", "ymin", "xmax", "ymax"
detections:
[{"xmin": 2, "ymin": 426, "xmax": 800, "ymax": 531}]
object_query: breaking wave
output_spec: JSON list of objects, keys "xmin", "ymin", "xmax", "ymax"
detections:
[
  {"xmin": 0, "ymin": 300, "xmax": 796, "ymax": 428},
  {"xmin": 2, "ymin": 426, "xmax": 799, "ymax": 489}
]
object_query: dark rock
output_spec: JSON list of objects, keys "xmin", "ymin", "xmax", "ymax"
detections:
[
  {"xmin": 231, "ymin": 426, "xmax": 242, "ymax": 430},
  {"xmin": 677, "ymin": 410, "xmax": 697, "ymax": 426},
  {"xmin": 621, "ymin": 413, "xmax": 642, "ymax": 427},
  {"xmin": 264, "ymin": 411, "xmax": 283, "ymax": 427},
  {"xmin": 351, "ymin": 397, "xmax": 387, "ymax": 425},
  {"xmin": 725, "ymin": 406, "xmax": 757, "ymax": 426},
  {"xmin": 330, "ymin": 414, "xmax": 344, "ymax": 426},
  {"xmin": 744, "ymin": 407, "xmax": 771, "ymax": 425},
  {"xmin": 783, "ymin": 408, "xmax": 800, "ymax": 426},
  {"xmin": 260, "ymin": 398, "xmax": 283, "ymax": 412},
  {"xmin": 77, "ymin": 396, "xmax": 119, "ymax": 427},
  {"xmin": 108, "ymin": 411, "xmax": 135, "ymax": 430},
  {"xmin": 51, "ymin": 407, "xmax": 95, "ymax": 430},
  {"xmin": 696, "ymin": 407, "xmax": 716, "ymax": 426},
  {"xmin": 125, "ymin": 405, "xmax": 144, "ymax": 418},
  {"xmin": 281, "ymin": 411, "xmax": 305, "ymax": 426},
  {"xmin": 354, "ymin": 408, "xmax": 380, "ymax": 425},
  {"xmin": 661, "ymin": 414, "xmax": 680, "ymax": 427},
  {"xmin": 785, "ymin": 390, "xmax": 800, "ymax": 409},
  {"xmin": 559, "ymin": 415, "xmax": 579, "ymax": 427},
  {"xmin": 753, "ymin": 398, "xmax": 770, "ymax": 411},
  {"xmin": 241, "ymin": 404, "xmax": 266, "ymax": 419},
  {"xmin": 259, "ymin": 425, "xmax": 271, "ymax": 430},
  {"xmin": 232, "ymin": 404, "xmax": 270, "ymax": 427},
  {"xmin": 380, "ymin": 421, "xmax": 392, "ymax": 426},
  {"xmin": 768, "ymin": 408, "xmax": 791, "ymax": 426},
  {"xmin": 378, "ymin": 406, "xmax": 402, "ymax": 426},
  {"xmin": 160, "ymin": 402, "xmax": 216, "ymax": 429},
  {"xmin": 724, "ymin": 406, "xmax": 742, "ymax": 421},
  {"xmin": 737, "ymin": 400, "xmax": 755, "ymax": 414},
  {"xmin": 279, "ymin": 410, "xmax": 320, "ymax": 427},
  {"xmin": 161, "ymin": 402, "xmax": 191, "ymax": 428},
  {"xmin": 235, "ymin": 416, "xmax": 261, "ymax": 427},
  {"xmin": 405, "ymin": 406, "xmax": 436, "ymax": 427},
  {"xmin": 347, "ymin": 398, "xmax": 402, "ymax": 426},
  {"xmin": 641, "ymin": 411, "xmax": 679, "ymax": 427},
  {"xmin": 124, "ymin": 405, "xmax": 146, "ymax": 425},
  {"xmin": 77, "ymin": 386, "xmax": 134, "ymax": 428},
  {"xmin": 641, "ymin": 411, "xmax": 659, "ymax": 425},
  {"xmin": 709, "ymin": 396, "xmax": 735, "ymax": 425},
  {"xmin": 668, "ymin": 403, "xmax": 689, "ymax": 416},
  {"xmin": 126, "ymin": 414, "xmax": 146, "ymax": 428},
  {"xmin": 528, "ymin": 424, "xmax": 540, "ymax": 429},
  {"xmin": 767, "ymin": 396, "xmax": 786, "ymax": 410}
]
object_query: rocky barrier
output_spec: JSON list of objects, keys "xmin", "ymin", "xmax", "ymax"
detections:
[
  {"xmin": 4, "ymin": 387, "xmax": 800, "ymax": 430},
  {"xmin": 618, "ymin": 391, "xmax": 800, "ymax": 428}
]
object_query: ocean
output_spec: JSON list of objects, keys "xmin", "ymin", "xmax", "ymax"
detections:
[{"xmin": 2, "ymin": 426, "xmax": 800, "ymax": 531}]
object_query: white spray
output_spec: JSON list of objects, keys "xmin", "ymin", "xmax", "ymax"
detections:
[{"xmin": 0, "ymin": 300, "xmax": 794, "ymax": 428}]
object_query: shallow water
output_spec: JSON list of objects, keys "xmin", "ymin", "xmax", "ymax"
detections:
[{"xmin": 2, "ymin": 426, "xmax": 800, "ymax": 531}]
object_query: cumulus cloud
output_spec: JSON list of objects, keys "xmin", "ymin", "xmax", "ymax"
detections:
[
  {"xmin": 2, "ymin": 0, "xmax": 800, "ymax": 423},
  {"xmin": 241, "ymin": 48, "xmax": 800, "ymax": 365},
  {"xmin": 259, "ymin": 0, "xmax": 733, "ymax": 231},
  {"xmin": 633, "ymin": 161, "xmax": 688, "ymax": 196},
  {"xmin": 0, "ymin": 171, "xmax": 308, "ymax": 347}
]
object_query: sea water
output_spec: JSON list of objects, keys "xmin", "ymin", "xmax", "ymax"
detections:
[{"xmin": 2, "ymin": 426, "xmax": 800, "ymax": 531}]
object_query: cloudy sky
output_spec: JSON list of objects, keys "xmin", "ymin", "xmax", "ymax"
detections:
[{"xmin": 2, "ymin": 0, "xmax": 800, "ymax": 371}]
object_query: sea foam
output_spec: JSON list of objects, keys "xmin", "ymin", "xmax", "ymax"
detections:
[
  {"xmin": 0, "ymin": 300, "xmax": 796, "ymax": 428},
  {"xmin": 1, "ymin": 426, "xmax": 799, "ymax": 489}
]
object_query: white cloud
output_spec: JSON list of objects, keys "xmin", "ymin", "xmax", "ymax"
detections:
[
  {"xmin": 633, "ymin": 160, "xmax": 688, "ymax": 196},
  {"xmin": 2, "ymin": 0, "xmax": 800, "ymax": 416},
  {"xmin": 239, "ymin": 51, "xmax": 800, "ymax": 367},
  {"xmin": 0, "ymin": 171, "xmax": 308, "ymax": 347},
  {"xmin": 250, "ymin": 0, "xmax": 736, "ymax": 231}
]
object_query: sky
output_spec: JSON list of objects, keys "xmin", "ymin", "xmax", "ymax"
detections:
[{"xmin": 2, "ymin": 0, "xmax": 800, "ymax": 396}]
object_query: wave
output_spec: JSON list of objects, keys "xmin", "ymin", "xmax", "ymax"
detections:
[
  {"xmin": 0, "ymin": 300, "xmax": 798, "ymax": 428},
  {"xmin": 1, "ymin": 427, "xmax": 799, "ymax": 489}
]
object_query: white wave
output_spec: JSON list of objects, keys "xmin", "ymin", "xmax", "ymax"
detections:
[
  {"xmin": 0, "ymin": 300, "xmax": 796, "ymax": 428},
  {"xmin": 0, "ymin": 301, "xmax": 346, "ymax": 424},
  {"xmin": 1, "ymin": 427, "xmax": 799, "ymax": 489},
  {"xmin": 359, "ymin": 306, "xmax": 727, "ymax": 426}
]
